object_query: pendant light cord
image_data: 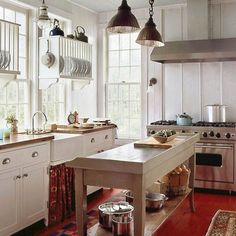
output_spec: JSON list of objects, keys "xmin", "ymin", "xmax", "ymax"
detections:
[{"xmin": 149, "ymin": 0, "xmax": 154, "ymax": 17}]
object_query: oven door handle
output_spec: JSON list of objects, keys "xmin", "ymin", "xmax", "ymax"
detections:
[{"xmin": 195, "ymin": 145, "xmax": 233, "ymax": 150}]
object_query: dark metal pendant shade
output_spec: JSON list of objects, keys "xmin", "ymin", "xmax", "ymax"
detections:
[
  {"xmin": 136, "ymin": 16, "xmax": 164, "ymax": 47},
  {"xmin": 107, "ymin": 0, "xmax": 140, "ymax": 34}
]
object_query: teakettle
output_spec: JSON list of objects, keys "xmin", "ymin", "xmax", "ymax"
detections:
[
  {"xmin": 49, "ymin": 19, "xmax": 64, "ymax": 36},
  {"xmin": 74, "ymin": 26, "xmax": 88, "ymax": 43},
  {"xmin": 176, "ymin": 112, "xmax": 193, "ymax": 126}
]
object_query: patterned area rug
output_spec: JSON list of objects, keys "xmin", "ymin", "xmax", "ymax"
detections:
[
  {"xmin": 50, "ymin": 193, "xmax": 124, "ymax": 236},
  {"xmin": 206, "ymin": 210, "xmax": 236, "ymax": 236}
]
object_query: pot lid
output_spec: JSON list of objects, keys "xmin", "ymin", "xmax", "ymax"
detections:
[
  {"xmin": 205, "ymin": 104, "xmax": 227, "ymax": 107},
  {"xmin": 98, "ymin": 201, "xmax": 133, "ymax": 214},
  {"xmin": 177, "ymin": 112, "xmax": 192, "ymax": 119}
]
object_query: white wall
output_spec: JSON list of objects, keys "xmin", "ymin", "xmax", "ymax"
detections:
[
  {"xmin": 161, "ymin": 0, "xmax": 236, "ymax": 122},
  {"xmin": 98, "ymin": 0, "xmax": 236, "ymax": 125},
  {"xmin": 12, "ymin": 0, "xmax": 98, "ymax": 118}
]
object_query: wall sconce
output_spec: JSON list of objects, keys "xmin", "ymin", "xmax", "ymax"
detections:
[
  {"xmin": 147, "ymin": 78, "xmax": 157, "ymax": 93},
  {"xmin": 149, "ymin": 78, "xmax": 157, "ymax": 86}
]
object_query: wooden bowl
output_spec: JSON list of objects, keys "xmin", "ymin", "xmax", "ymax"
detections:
[{"xmin": 152, "ymin": 134, "xmax": 177, "ymax": 143}]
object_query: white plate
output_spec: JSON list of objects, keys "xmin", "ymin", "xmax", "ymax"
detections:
[
  {"xmin": 59, "ymin": 56, "xmax": 64, "ymax": 73},
  {"xmin": 3, "ymin": 52, "xmax": 11, "ymax": 69}
]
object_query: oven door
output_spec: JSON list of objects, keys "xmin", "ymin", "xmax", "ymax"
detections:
[{"xmin": 195, "ymin": 143, "xmax": 234, "ymax": 183}]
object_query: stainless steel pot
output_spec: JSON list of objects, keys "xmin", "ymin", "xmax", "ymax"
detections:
[
  {"xmin": 98, "ymin": 202, "xmax": 134, "ymax": 230},
  {"xmin": 205, "ymin": 105, "xmax": 227, "ymax": 122},
  {"xmin": 124, "ymin": 191, "xmax": 168, "ymax": 211},
  {"xmin": 145, "ymin": 192, "xmax": 168, "ymax": 211},
  {"xmin": 112, "ymin": 216, "xmax": 133, "ymax": 236}
]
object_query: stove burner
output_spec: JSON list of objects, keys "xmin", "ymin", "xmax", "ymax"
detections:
[
  {"xmin": 150, "ymin": 120, "xmax": 177, "ymax": 125},
  {"xmin": 150, "ymin": 120, "xmax": 236, "ymax": 128},
  {"xmin": 193, "ymin": 122, "xmax": 236, "ymax": 128}
]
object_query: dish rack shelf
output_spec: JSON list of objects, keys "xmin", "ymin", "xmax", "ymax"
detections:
[
  {"xmin": 0, "ymin": 19, "xmax": 20, "ymax": 78},
  {"xmin": 39, "ymin": 36, "xmax": 93, "ymax": 82}
]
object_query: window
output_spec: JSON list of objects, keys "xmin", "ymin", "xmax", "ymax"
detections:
[
  {"xmin": 41, "ymin": 82, "xmax": 66, "ymax": 124},
  {"xmin": 40, "ymin": 16, "xmax": 68, "ymax": 124},
  {"xmin": 106, "ymin": 32, "xmax": 141, "ymax": 139},
  {"xmin": 0, "ymin": 6, "xmax": 29, "ymax": 130}
]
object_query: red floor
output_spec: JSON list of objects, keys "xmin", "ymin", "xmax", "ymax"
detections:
[{"xmin": 15, "ymin": 188, "xmax": 236, "ymax": 236}]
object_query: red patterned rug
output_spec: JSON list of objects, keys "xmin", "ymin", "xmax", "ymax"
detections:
[
  {"xmin": 206, "ymin": 210, "xmax": 236, "ymax": 236},
  {"xmin": 50, "ymin": 193, "xmax": 124, "ymax": 236}
]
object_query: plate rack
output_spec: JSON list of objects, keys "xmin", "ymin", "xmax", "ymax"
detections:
[
  {"xmin": 0, "ymin": 19, "xmax": 20, "ymax": 81},
  {"xmin": 39, "ymin": 36, "xmax": 93, "ymax": 85}
]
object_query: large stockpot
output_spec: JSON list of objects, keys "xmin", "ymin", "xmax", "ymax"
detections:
[
  {"xmin": 124, "ymin": 191, "xmax": 168, "ymax": 211},
  {"xmin": 98, "ymin": 202, "xmax": 134, "ymax": 230},
  {"xmin": 205, "ymin": 105, "xmax": 227, "ymax": 122}
]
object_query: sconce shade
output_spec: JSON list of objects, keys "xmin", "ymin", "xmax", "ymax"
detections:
[
  {"xmin": 37, "ymin": 0, "xmax": 51, "ymax": 29},
  {"xmin": 107, "ymin": 0, "xmax": 140, "ymax": 33}
]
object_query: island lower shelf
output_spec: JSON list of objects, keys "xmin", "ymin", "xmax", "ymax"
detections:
[{"xmin": 87, "ymin": 189, "xmax": 192, "ymax": 236}]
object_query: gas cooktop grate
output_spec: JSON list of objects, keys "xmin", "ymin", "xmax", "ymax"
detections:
[{"xmin": 150, "ymin": 120, "xmax": 236, "ymax": 127}]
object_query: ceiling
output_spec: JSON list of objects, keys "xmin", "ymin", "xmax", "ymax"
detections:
[{"xmin": 68, "ymin": 0, "xmax": 186, "ymax": 13}]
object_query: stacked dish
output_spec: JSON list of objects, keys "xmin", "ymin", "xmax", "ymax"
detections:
[
  {"xmin": 63, "ymin": 56, "xmax": 91, "ymax": 77},
  {"xmin": 0, "ymin": 51, "xmax": 11, "ymax": 70}
]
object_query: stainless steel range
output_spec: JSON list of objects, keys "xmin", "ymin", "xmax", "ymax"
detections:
[{"xmin": 147, "ymin": 121, "xmax": 236, "ymax": 192}]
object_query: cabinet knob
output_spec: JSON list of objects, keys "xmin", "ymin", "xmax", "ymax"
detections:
[
  {"xmin": 2, "ymin": 158, "xmax": 11, "ymax": 165},
  {"xmin": 91, "ymin": 138, "xmax": 95, "ymax": 143},
  {"xmin": 14, "ymin": 175, "xmax": 21, "ymax": 180},
  {"xmin": 23, "ymin": 173, "xmax": 28, "ymax": 178},
  {"xmin": 32, "ymin": 151, "xmax": 39, "ymax": 158},
  {"xmin": 105, "ymin": 135, "xmax": 109, "ymax": 140}
]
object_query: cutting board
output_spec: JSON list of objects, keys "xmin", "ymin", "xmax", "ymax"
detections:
[{"xmin": 134, "ymin": 136, "xmax": 181, "ymax": 149}]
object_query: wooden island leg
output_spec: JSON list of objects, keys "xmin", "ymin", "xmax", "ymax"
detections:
[
  {"xmin": 74, "ymin": 169, "xmax": 87, "ymax": 236},
  {"xmin": 189, "ymin": 154, "xmax": 196, "ymax": 212},
  {"xmin": 133, "ymin": 175, "xmax": 146, "ymax": 236}
]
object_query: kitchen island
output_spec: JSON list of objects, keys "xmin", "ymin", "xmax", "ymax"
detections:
[{"xmin": 67, "ymin": 133, "xmax": 199, "ymax": 236}]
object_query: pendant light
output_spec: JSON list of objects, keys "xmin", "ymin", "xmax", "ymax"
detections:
[
  {"xmin": 136, "ymin": 0, "xmax": 164, "ymax": 47},
  {"xmin": 37, "ymin": 0, "xmax": 51, "ymax": 29},
  {"xmin": 107, "ymin": 0, "xmax": 140, "ymax": 34}
]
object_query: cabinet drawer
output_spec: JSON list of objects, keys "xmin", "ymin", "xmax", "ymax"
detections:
[
  {"xmin": 83, "ymin": 129, "xmax": 114, "ymax": 155},
  {"xmin": 0, "ymin": 143, "xmax": 50, "ymax": 171}
]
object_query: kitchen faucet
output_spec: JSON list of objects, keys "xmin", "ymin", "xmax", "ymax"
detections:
[{"xmin": 31, "ymin": 111, "xmax": 48, "ymax": 134}]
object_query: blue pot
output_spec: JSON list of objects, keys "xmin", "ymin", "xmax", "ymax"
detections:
[{"xmin": 176, "ymin": 113, "xmax": 192, "ymax": 126}]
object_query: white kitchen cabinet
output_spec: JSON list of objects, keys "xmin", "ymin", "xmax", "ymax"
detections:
[
  {"xmin": 82, "ymin": 129, "xmax": 115, "ymax": 155},
  {"xmin": 82, "ymin": 128, "xmax": 115, "ymax": 195},
  {"xmin": 22, "ymin": 163, "xmax": 48, "ymax": 227},
  {"xmin": 0, "ymin": 169, "xmax": 21, "ymax": 236},
  {"xmin": 0, "ymin": 142, "xmax": 50, "ymax": 236}
]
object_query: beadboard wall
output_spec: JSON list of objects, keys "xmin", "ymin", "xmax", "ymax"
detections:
[
  {"xmin": 160, "ymin": 0, "xmax": 236, "ymax": 122},
  {"xmin": 98, "ymin": 0, "xmax": 236, "ymax": 128}
]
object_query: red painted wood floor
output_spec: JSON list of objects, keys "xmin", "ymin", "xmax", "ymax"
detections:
[{"xmin": 14, "ymin": 189, "xmax": 236, "ymax": 236}]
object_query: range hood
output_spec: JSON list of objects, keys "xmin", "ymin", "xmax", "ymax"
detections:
[{"xmin": 151, "ymin": 38, "xmax": 236, "ymax": 63}]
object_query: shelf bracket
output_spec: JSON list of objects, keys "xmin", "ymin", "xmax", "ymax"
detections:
[{"xmin": 0, "ymin": 74, "xmax": 17, "ymax": 88}]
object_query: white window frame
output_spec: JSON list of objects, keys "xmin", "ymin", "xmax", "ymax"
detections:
[
  {"xmin": 0, "ymin": 2, "xmax": 30, "ymax": 130},
  {"xmin": 105, "ymin": 32, "xmax": 144, "ymax": 140}
]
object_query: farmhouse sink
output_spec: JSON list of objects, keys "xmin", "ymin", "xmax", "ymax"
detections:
[{"xmin": 50, "ymin": 132, "xmax": 83, "ymax": 163}]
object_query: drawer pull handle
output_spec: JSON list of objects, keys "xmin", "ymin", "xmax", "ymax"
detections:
[
  {"xmin": 91, "ymin": 138, "xmax": 95, "ymax": 143},
  {"xmin": 105, "ymin": 135, "xmax": 109, "ymax": 140},
  {"xmin": 32, "ymin": 152, "xmax": 39, "ymax": 158},
  {"xmin": 14, "ymin": 175, "xmax": 21, "ymax": 180},
  {"xmin": 23, "ymin": 173, "xmax": 28, "ymax": 178},
  {"xmin": 2, "ymin": 158, "xmax": 11, "ymax": 165}
]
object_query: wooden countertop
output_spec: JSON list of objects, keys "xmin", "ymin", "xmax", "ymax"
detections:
[
  {"xmin": 67, "ymin": 133, "xmax": 200, "ymax": 175},
  {"xmin": 0, "ymin": 133, "xmax": 55, "ymax": 150},
  {"xmin": 53, "ymin": 124, "xmax": 116, "ymax": 134}
]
